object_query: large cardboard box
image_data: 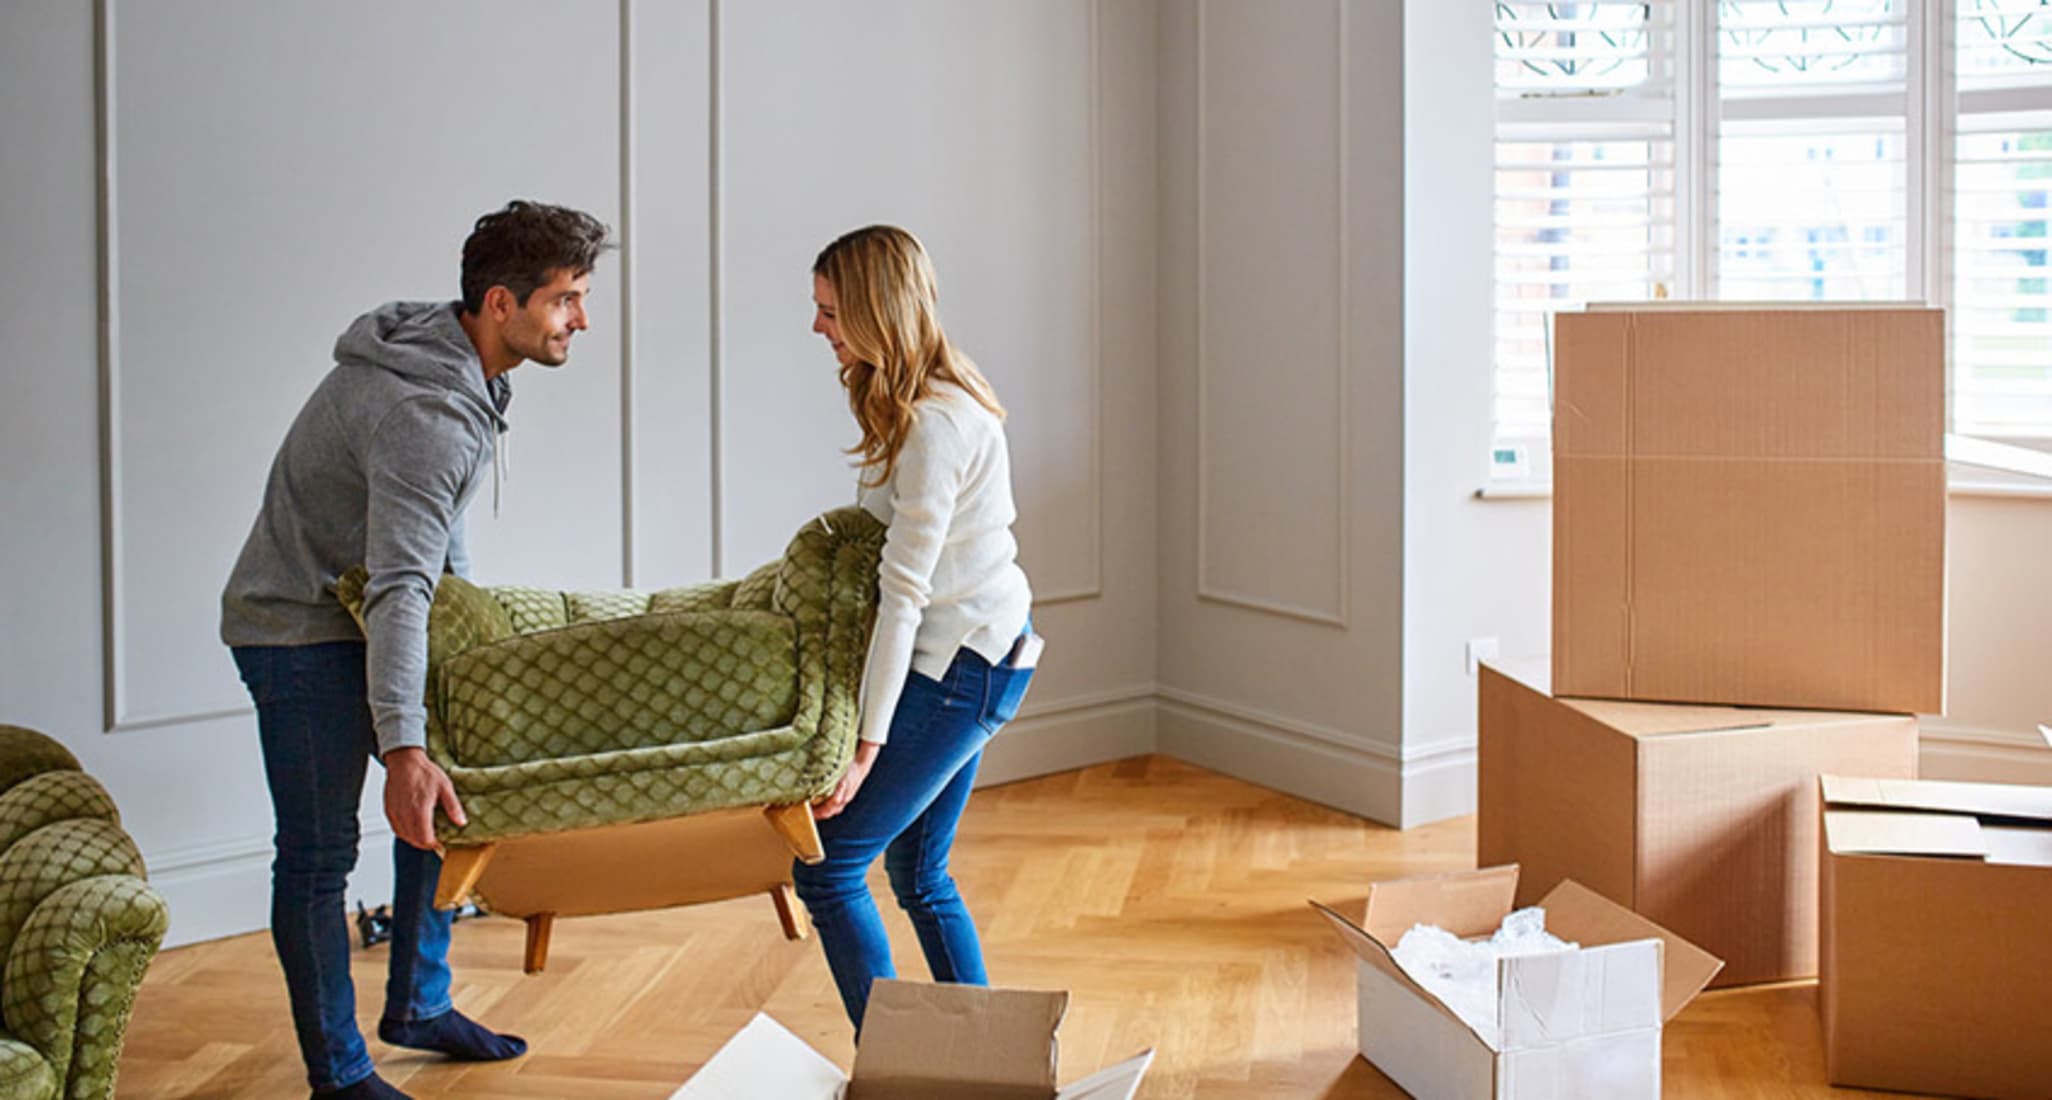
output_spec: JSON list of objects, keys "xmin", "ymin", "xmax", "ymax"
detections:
[
  {"xmin": 1552, "ymin": 304, "xmax": 1946, "ymax": 714},
  {"xmin": 1820, "ymin": 764, "xmax": 2052, "ymax": 1099},
  {"xmin": 1478, "ymin": 663, "xmax": 1918, "ymax": 986},
  {"xmin": 1314, "ymin": 866, "xmax": 1722, "ymax": 1100},
  {"xmin": 671, "ymin": 980, "xmax": 1154, "ymax": 1099}
]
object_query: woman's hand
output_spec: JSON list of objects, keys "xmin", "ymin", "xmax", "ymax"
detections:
[{"xmin": 813, "ymin": 740, "xmax": 882, "ymax": 820}]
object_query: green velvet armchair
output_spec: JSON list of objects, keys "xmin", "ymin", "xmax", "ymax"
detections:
[
  {"xmin": 339, "ymin": 506, "xmax": 884, "ymax": 969},
  {"xmin": 0, "ymin": 726, "xmax": 168, "ymax": 1100}
]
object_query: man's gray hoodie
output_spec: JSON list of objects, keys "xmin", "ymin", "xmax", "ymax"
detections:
[{"xmin": 221, "ymin": 301, "xmax": 509, "ymax": 755}]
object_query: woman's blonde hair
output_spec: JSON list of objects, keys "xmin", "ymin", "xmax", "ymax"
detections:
[{"xmin": 814, "ymin": 225, "xmax": 1004, "ymax": 487}]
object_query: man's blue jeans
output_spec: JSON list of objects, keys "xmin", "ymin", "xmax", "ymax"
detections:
[
  {"xmin": 791, "ymin": 641, "xmax": 1034, "ymax": 1030},
  {"xmin": 232, "ymin": 641, "xmax": 453, "ymax": 1093}
]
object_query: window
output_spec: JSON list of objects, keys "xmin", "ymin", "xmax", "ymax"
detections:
[
  {"xmin": 1954, "ymin": 2, "xmax": 2052, "ymax": 436},
  {"xmin": 1493, "ymin": 0, "xmax": 2052, "ymax": 452},
  {"xmin": 1494, "ymin": 1, "xmax": 1676, "ymax": 446}
]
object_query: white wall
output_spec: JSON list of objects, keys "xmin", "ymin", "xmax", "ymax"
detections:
[
  {"xmin": 1395, "ymin": 0, "xmax": 1553, "ymax": 827},
  {"xmin": 0, "ymin": 0, "xmax": 1159, "ymax": 947},
  {"xmin": 1153, "ymin": 0, "xmax": 1409, "ymax": 824},
  {"xmin": 1923, "ymin": 494, "xmax": 2052, "ymax": 784}
]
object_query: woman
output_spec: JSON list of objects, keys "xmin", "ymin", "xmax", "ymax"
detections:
[{"xmin": 792, "ymin": 225, "xmax": 1040, "ymax": 1030}]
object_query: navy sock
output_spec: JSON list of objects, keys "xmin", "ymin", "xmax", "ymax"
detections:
[
  {"xmin": 378, "ymin": 1010, "xmax": 527, "ymax": 1062},
  {"xmin": 315, "ymin": 1073, "xmax": 410, "ymax": 1099}
]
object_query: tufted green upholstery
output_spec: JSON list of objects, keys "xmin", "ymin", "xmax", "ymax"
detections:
[
  {"xmin": 338, "ymin": 507, "xmax": 884, "ymax": 846},
  {"xmin": 0, "ymin": 727, "xmax": 167, "ymax": 1100}
]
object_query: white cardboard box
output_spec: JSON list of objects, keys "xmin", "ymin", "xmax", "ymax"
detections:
[
  {"xmin": 671, "ymin": 979, "xmax": 1154, "ymax": 1100},
  {"xmin": 1314, "ymin": 866, "xmax": 1723, "ymax": 1100}
]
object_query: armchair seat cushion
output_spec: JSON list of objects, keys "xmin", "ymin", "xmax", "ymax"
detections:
[{"xmin": 443, "ymin": 610, "xmax": 799, "ymax": 767}]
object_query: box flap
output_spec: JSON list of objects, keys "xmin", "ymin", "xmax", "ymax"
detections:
[
  {"xmin": 1982, "ymin": 825, "xmax": 2052, "ymax": 868},
  {"xmin": 1052, "ymin": 1051, "xmax": 1154, "ymax": 1100},
  {"xmin": 1310, "ymin": 901, "xmax": 1493, "ymax": 1040},
  {"xmin": 1565, "ymin": 697, "xmax": 1772, "ymax": 739},
  {"xmin": 848, "ymin": 981, "xmax": 1060, "ymax": 1099},
  {"xmin": 1824, "ymin": 809, "xmax": 1990, "ymax": 859},
  {"xmin": 1820, "ymin": 775, "xmax": 2052, "ymax": 823},
  {"xmin": 670, "ymin": 1015, "xmax": 847, "ymax": 1100},
  {"xmin": 1362, "ymin": 865, "xmax": 1518, "ymax": 944},
  {"xmin": 1569, "ymin": 695, "xmax": 1910, "ymax": 741},
  {"xmin": 1535, "ymin": 879, "xmax": 1723, "ymax": 1021}
]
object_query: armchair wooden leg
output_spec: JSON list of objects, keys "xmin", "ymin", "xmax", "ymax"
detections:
[
  {"xmin": 763, "ymin": 802, "xmax": 824, "ymax": 865},
  {"xmin": 771, "ymin": 884, "xmax": 809, "ymax": 941},
  {"xmin": 434, "ymin": 844, "xmax": 496, "ymax": 910},
  {"xmin": 523, "ymin": 913, "xmax": 555, "ymax": 974}
]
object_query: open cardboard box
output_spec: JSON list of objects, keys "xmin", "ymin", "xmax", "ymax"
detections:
[
  {"xmin": 1818, "ymin": 727, "xmax": 2052, "ymax": 1099},
  {"xmin": 671, "ymin": 979, "xmax": 1154, "ymax": 1100},
  {"xmin": 1313, "ymin": 865, "xmax": 1722, "ymax": 1100}
]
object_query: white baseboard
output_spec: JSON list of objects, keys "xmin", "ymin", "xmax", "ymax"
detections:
[
  {"xmin": 1155, "ymin": 690, "xmax": 1402, "ymax": 826},
  {"xmin": 977, "ymin": 687, "xmax": 1159, "ymax": 788},
  {"xmin": 149, "ymin": 828, "xmax": 397, "ymax": 949},
  {"xmin": 1396, "ymin": 737, "xmax": 1479, "ymax": 830}
]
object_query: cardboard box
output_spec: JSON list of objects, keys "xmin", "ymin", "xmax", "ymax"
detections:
[
  {"xmin": 1820, "ymin": 762, "xmax": 2052, "ymax": 1100},
  {"xmin": 1478, "ymin": 663, "xmax": 1918, "ymax": 986},
  {"xmin": 671, "ymin": 980, "xmax": 1154, "ymax": 1100},
  {"xmin": 1552, "ymin": 304, "xmax": 1946, "ymax": 714},
  {"xmin": 1314, "ymin": 865, "xmax": 1722, "ymax": 1100}
]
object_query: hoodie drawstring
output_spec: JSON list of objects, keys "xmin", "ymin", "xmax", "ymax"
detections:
[{"xmin": 492, "ymin": 429, "xmax": 509, "ymax": 517}]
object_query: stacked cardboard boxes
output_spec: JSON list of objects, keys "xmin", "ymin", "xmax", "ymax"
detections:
[{"xmin": 1480, "ymin": 305, "xmax": 1945, "ymax": 996}]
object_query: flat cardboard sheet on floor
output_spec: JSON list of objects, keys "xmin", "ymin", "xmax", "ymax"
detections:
[
  {"xmin": 1821, "ymin": 773, "xmax": 2052, "ymax": 1100},
  {"xmin": 1313, "ymin": 865, "xmax": 1722, "ymax": 1100},
  {"xmin": 1477, "ymin": 662, "xmax": 1917, "ymax": 986},
  {"xmin": 671, "ymin": 980, "xmax": 1154, "ymax": 1100},
  {"xmin": 1551, "ymin": 304, "xmax": 1945, "ymax": 714}
]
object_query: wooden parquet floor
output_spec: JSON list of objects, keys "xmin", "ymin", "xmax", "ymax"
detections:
[{"xmin": 118, "ymin": 755, "xmax": 1916, "ymax": 1098}]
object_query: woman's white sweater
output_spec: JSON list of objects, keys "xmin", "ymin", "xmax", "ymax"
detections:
[{"xmin": 855, "ymin": 382, "xmax": 1033, "ymax": 744}]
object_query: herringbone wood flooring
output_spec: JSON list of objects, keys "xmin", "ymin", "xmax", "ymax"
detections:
[{"xmin": 118, "ymin": 756, "xmax": 1910, "ymax": 1098}]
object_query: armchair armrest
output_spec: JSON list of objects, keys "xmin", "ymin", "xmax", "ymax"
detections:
[
  {"xmin": 335, "ymin": 566, "xmax": 518, "ymax": 682},
  {"xmin": 775, "ymin": 506, "xmax": 885, "ymax": 795},
  {"xmin": 1, "ymin": 875, "xmax": 167, "ymax": 1100}
]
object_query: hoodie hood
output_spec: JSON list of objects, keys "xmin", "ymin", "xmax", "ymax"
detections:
[{"xmin": 333, "ymin": 300, "xmax": 510, "ymax": 431}]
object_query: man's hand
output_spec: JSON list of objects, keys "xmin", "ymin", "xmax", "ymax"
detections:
[
  {"xmin": 383, "ymin": 746, "xmax": 466, "ymax": 851},
  {"xmin": 812, "ymin": 740, "xmax": 882, "ymax": 821}
]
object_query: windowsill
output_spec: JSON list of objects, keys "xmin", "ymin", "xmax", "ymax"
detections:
[
  {"xmin": 1476, "ymin": 480, "xmax": 2052, "ymax": 501},
  {"xmin": 1477, "ymin": 435, "xmax": 2052, "ymax": 502}
]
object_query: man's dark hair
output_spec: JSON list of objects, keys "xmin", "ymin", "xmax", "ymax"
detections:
[{"xmin": 460, "ymin": 200, "xmax": 613, "ymax": 314}]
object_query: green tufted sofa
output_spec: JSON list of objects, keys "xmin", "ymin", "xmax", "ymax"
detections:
[
  {"xmin": 0, "ymin": 726, "xmax": 168, "ymax": 1100},
  {"xmin": 339, "ymin": 506, "xmax": 884, "ymax": 969}
]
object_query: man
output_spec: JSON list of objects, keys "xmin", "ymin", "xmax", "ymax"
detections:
[{"xmin": 221, "ymin": 200, "xmax": 612, "ymax": 1100}]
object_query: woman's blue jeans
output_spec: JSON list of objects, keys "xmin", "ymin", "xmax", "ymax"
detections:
[
  {"xmin": 232, "ymin": 641, "xmax": 453, "ymax": 1093},
  {"xmin": 791, "ymin": 642, "xmax": 1035, "ymax": 1030}
]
